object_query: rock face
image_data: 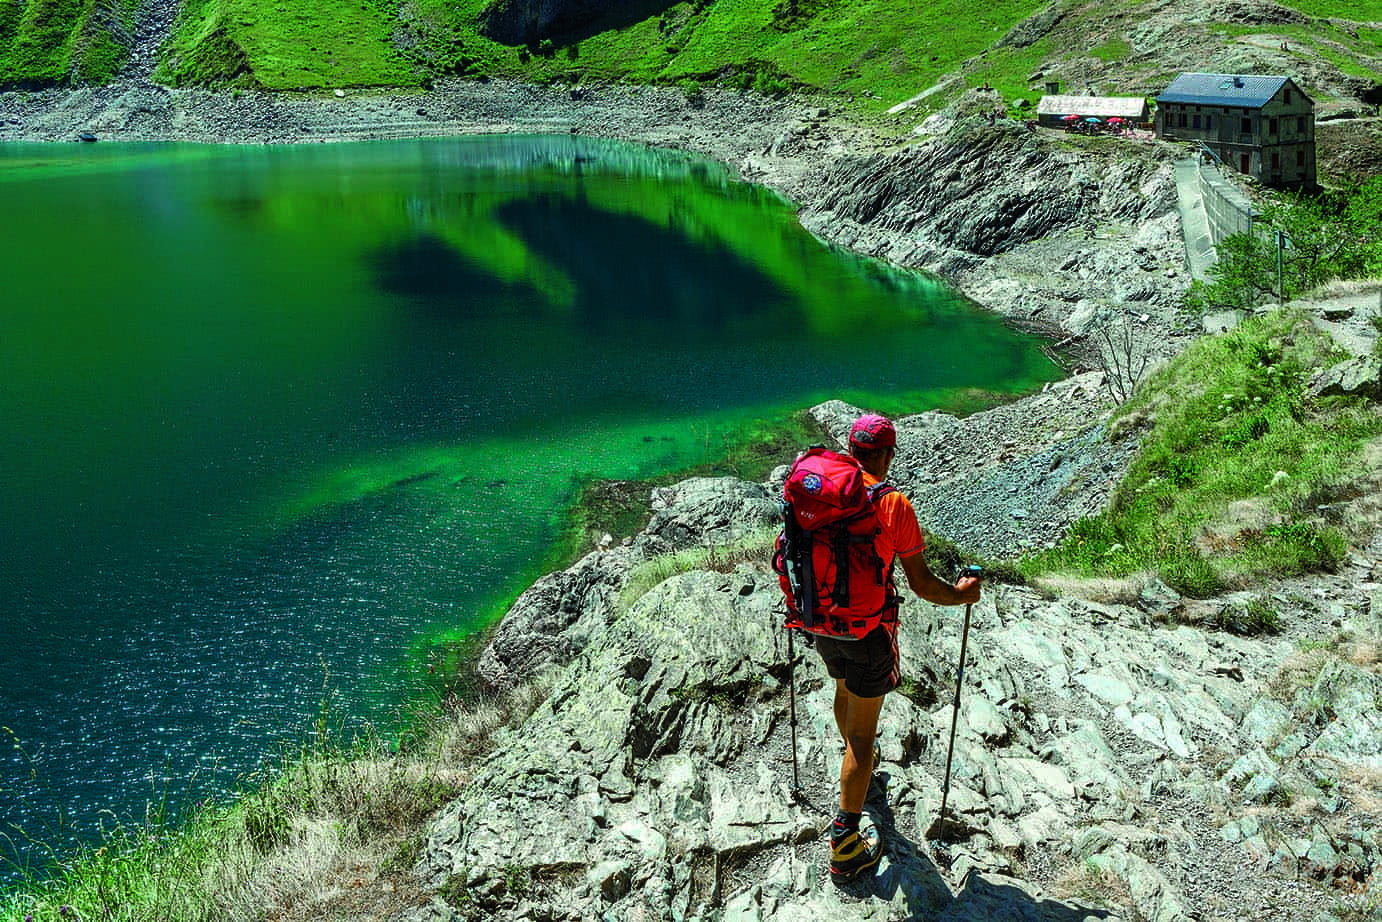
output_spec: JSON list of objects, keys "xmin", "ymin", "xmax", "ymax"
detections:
[
  {"xmin": 788, "ymin": 115, "xmax": 1194, "ymax": 374},
  {"xmin": 412, "ymin": 405, "xmax": 1382, "ymax": 922},
  {"xmin": 477, "ymin": 477, "xmax": 780, "ymax": 688},
  {"xmin": 799, "ymin": 120, "xmax": 1177, "ymax": 275},
  {"xmin": 477, "ymin": 0, "xmax": 655, "ymax": 45}
]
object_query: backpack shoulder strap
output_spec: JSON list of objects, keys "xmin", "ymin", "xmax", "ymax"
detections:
[{"xmin": 867, "ymin": 481, "xmax": 896, "ymax": 501}]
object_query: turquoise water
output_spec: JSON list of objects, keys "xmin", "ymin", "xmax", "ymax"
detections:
[{"xmin": 0, "ymin": 136, "xmax": 1059, "ymax": 879}]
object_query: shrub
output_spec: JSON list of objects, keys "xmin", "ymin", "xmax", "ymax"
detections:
[
  {"xmin": 1212, "ymin": 596, "xmax": 1281, "ymax": 635},
  {"xmin": 678, "ymin": 76, "xmax": 705, "ymax": 107}
]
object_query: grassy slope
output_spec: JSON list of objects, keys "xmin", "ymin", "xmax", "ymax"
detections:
[
  {"xmin": 1023, "ymin": 307, "xmax": 1382, "ymax": 597},
  {"xmin": 3, "ymin": 0, "xmax": 1379, "ymax": 122},
  {"xmin": 157, "ymin": 0, "xmax": 413, "ymax": 88},
  {"xmin": 0, "ymin": 0, "xmax": 137, "ymax": 85}
]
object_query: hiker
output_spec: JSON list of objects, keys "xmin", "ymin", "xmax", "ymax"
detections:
[{"xmin": 818, "ymin": 413, "xmax": 981, "ymax": 882}]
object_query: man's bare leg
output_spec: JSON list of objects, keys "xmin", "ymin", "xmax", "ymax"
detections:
[{"xmin": 834, "ymin": 679, "xmax": 884, "ymax": 813}]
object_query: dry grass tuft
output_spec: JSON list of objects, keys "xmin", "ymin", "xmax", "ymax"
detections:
[
  {"xmin": 1049, "ymin": 861, "xmax": 1145, "ymax": 921},
  {"xmin": 1337, "ymin": 764, "xmax": 1382, "ymax": 816},
  {"xmin": 1344, "ymin": 640, "xmax": 1381, "ymax": 671},
  {"xmin": 237, "ymin": 677, "xmax": 557, "ymax": 920},
  {"xmin": 1304, "ymin": 278, "xmax": 1382, "ymax": 300},
  {"xmin": 1030, "ymin": 573, "xmax": 1147, "ymax": 606}
]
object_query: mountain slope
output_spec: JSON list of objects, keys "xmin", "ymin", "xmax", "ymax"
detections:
[{"xmin": 2, "ymin": 0, "xmax": 1378, "ymax": 125}]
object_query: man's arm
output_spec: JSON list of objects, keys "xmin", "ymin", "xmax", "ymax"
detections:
[{"xmin": 898, "ymin": 551, "xmax": 981, "ymax": 606}]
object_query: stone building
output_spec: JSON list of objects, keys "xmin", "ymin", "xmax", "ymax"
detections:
[{"xmin": 1155, "ymin": 73, "xmax": 1316, "ymax": 188}]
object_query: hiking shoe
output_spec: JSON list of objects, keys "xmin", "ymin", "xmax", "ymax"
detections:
[{"xmin": 830, "ymin": 826, "xmax": 883, "ymax": 883}]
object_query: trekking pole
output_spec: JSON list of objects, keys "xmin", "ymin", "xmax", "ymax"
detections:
[
  {"xmin": 786, "ymin": 626, "xmax": 803, "ymax": 800},
  {"xmin": 930, "ymin": 565, "xmax": 983, "ymax": 842}
]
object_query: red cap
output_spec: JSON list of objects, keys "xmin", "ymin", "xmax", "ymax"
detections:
[{"xmin": 849, "ymin": 414, "xmax": 896, "ymax": 450}]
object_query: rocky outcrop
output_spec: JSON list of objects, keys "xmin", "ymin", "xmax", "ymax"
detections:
[
  {"xmin": 477, "ymin": 0, "xmax": 661, "ymax": 45},
  {"xmin": 413, "ymin": 405, "xmax": 1382, "ymax": 922},
  {"xmin": 478, "ymin": 477, "xmax": 780, "ymax": 689},
  {"xmin": 799, "ymin": 120, "xmax": 1178, "ymax": 276},
  {"xmin": 788, "ymin": 115, "xmax": 1195, "ymax": 373},
  {"xmin": 637, "ymin": 477, "xmax": 781, "ymax": 557},
  {"xmin": 476, "ymin": 546, "xmax": 637, "ymax": 688}
]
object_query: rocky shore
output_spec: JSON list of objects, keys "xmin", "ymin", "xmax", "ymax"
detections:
[{"xmin": 437, "ymin": 400, "xmax": 1382, "ymax": 922}]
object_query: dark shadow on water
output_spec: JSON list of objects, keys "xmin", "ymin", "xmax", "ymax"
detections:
[
  {"xmin": 495, "ymin": 194, "xmax": 790, "ymax": 340},
  {"xmin": 372, "ymin": 233, "xmax": 527, "ymax": 310},
  {"xmin": 368, "ymin": 197, "xmax": 792, "ymax": 342},
  {"xmin": 844, "ymin": 777, "xmax": 1115, "ymax": 921}
]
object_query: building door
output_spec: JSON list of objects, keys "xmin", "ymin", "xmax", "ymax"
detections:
[{"xmin": 1240, "ymin": 153, "xmax": 1250, "ymax": 173}]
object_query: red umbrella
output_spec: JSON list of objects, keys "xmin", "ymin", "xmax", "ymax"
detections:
[
  {"xmin": 1107, "ymin": 117, "xmax": 1125, "ymax": 124},
  {"xmin": 1060, "ymin": 114, "xmax": 1079, "ymax": 122}
]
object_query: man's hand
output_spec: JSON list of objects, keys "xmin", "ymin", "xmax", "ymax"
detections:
[
  {"xmin": 953, "ymin": 565, "xmax": 983, "ymax": 605},
  {"xmin": 901, "ymin": 555, "xmax": 982, "ymax": 606}
]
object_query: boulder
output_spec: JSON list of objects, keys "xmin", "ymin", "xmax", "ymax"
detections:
[{"xmin": 1311, "ymin": 356, "xmax": 1382, "ymax": 399}]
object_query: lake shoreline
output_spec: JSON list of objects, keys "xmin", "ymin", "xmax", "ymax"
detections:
[{"xmin": 1, "ymin": 75, "xmax": 1190, "ymax": 360}]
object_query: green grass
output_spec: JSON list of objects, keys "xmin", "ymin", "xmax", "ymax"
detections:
[
  {"xmin": 144, "ymin": 0, "xmax": 1052, "ymax": 110},
  {"xmin": 1089, "ymin": 37, "xmax": 1133, "ymax": 63},
  {"xmin": 1022, "ymin": 308, "xmax": 1382, "ymax": 597},
  {"xmin": 1282, "ymin": 0, "xmax": 1382, "ymax": 18},
  {"xmin": 156, "ymin": 0, "xmax": 416, "ymax": 89},
  {"xmin": 0, "ymin": 0, "xmax": 138, "ymax": 86}
]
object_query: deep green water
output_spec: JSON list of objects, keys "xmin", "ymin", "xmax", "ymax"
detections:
[{"xmin": 0, "ymin": 136, "xmax": 1059, "ymax": 879}]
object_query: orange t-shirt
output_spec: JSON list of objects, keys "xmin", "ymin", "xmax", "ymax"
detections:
[{"xmin": 863, "ymin": 471, "xmax": 926, "ymax": 563}]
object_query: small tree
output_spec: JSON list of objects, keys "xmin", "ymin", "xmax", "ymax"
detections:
[{"xmin": 1095, "ymin": 314, "xmax": 1152, "ymax": 404}]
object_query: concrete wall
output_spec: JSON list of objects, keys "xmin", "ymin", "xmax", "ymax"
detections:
[{"xmin": 1196, "ymin": 157, "xmax": 1254, "ymax": 247}]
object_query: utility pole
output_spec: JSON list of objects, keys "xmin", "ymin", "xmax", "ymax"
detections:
[{"xmin": 1275, "ymin": 229, "xmax": 1289, "ymax": 303}]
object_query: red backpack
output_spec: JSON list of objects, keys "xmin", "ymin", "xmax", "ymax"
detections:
[{"xmin": 772, "ymin": 446, "xmax": 897, "ymax": 639}]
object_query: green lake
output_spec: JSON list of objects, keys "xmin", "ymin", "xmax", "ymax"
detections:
[{"xmin": 0, "ymin": 135, "xmax": 1059, "ymax": 879}]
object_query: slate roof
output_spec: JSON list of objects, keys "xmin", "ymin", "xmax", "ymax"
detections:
[
  {"xmin": 1156, "ymin": 73, "xmax": 1299, "ymax": 108},
  {"xmin": 1036, "ymin": 95, "xmax": 1150, "ymax": 119}
]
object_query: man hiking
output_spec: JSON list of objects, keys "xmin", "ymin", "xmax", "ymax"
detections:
[{"xmin": 818, "ymin": 412, "xmax": 981, "ymax": 883}]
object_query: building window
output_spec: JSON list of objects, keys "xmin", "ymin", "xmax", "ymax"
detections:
[
  {"xmin": 1179, "ymin": 112, "xmax": 1188, "ymax": 128},
  {"xmin": 1206, "ymin": 115, "xmax": 1213, "ymax": 130},
  {"xmin": 1285, "ymin": 88, "xmax": 1292, "ymax": 104},
  {"xmin": 1241, "ymin": 117, "xmax": 1252, "ymax": 134},
  {"xmin": 1272, "ymin": 152, "xmax": 1280, "ymax": 169},
  {"xmin": 1192, "ymin": 114, "xmax": 1201, "ymax": 129},
  {"xmin": 1269, "ymin": 117, "xmax": 1278, "ymax": 135},
  {"xmin": 1297, "ymin": 149, "xmax": 1305, "ymax": 166},
  {"xmin": 1297, "ymin": 116, "xmax": 1306, "ymax": 133}
]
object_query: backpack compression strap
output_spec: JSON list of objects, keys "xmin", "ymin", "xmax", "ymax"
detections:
[{"xmin": 827, "ymin": 481, "xmax": 897, "ymax": 610}]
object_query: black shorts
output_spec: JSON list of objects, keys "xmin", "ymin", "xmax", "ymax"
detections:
[{"xmin": 813, "ymin": 617, "xmax": 899, "ymax": 699}]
